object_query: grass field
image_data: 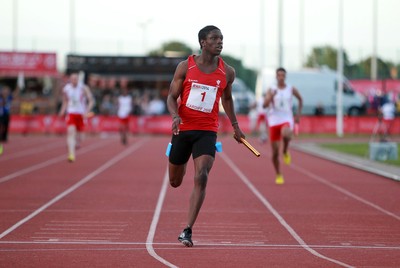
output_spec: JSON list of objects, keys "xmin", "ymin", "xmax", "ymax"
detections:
[{"xmin": 320, "ymin": 143, "xmax": 400, "ymax": 167}]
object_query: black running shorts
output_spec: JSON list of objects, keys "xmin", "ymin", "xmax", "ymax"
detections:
[{"xmin": 169, "ymin": 130, "xmax": 217, "ymax": 165}]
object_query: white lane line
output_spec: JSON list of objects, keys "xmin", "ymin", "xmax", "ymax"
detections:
[
  {"xmin": 0, "ymin": 139, "xmax": 147, "ymax": 240},
  {"xmin": 1, "ymin": 240, "xmax": 399, "ymax": 250},
  {"xmin": 0, "ymin": 140, "xmax": 65, "ymax": 162},
  {"xmin": 0, "ymin": 139, "xmax": 113, "ymax": 184},
  {"xmin": 146, "ymin": 167, "xmax": 178, "ymax": 268},
  {"xmin": 292, "ymin": 143, "xmax": 400, "ymax": 181},
  {"xmin": 290, "ymin": 164, "xmax": 400, "ymax": 221},
  {"xmin": 220, "ymin": 152, "xmax": 354, "ymax": 268}
]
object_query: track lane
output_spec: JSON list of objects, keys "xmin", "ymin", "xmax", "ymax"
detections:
[
  {"xmin": 0, "ymin": 136, "xmax": 171, "ymax": 267},
  {"xmin": 0, "ymin": 135, "xmax": 399, "ymax": 267},
  {"xmin": 151, "ymin": 136, "xmax": 350, "ymax": 267},
  {"xmin": 220, "ymin": 136, "xmax": 400, "ymax": 267}
]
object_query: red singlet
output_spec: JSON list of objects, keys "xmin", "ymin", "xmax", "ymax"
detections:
[{"xmin": 178, "ymin": 55, "xmax": 227, "ymax": 132}]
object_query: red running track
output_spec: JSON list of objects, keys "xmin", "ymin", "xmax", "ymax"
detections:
[{"xmin": 0, "ymin": 134, "xmax": 399, "ymax": 267}]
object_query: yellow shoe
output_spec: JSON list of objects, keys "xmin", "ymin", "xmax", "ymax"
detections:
[
  {"xmin": 68, "ymin": 154, "xmax": 75, "ymax": 162},
  {"xmin": 0, "ymin": 144, "xmax": 3, "ymax": 155},
  {"xmin": 283, "ymin": 152, "xmax": 291, "ymax": 165},
  {"xmin": 275, "ymin": 174, "xmax": 284, "ymax": 185}
]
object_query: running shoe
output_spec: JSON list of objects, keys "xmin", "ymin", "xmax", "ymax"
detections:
[
  {"xmin": 178, "ymin": 227, "xmax": 193, "ymax": 247},
  {"xmin": 283, "ymin": 152, "xmax": 291, "ymax": 165},
  {"xmin": 275, "ymin": 174, "xmax": 284, "ymax": 185},
  {"xmin": 0, "ymin": 144, "xmax": 3, "ymax": 155},
  {"xmin": 68, "ymin": 154, "xmax": 75, "ymax": 162}
]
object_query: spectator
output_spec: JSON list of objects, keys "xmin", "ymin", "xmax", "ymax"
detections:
[
  {"xmin": 378, "ymin": 94, "xmax": 396, "ymax": 141},
  {"xmin": 0, "ymin": 86, "xmax": 14, "ymax": 155},
  {"xmin": 314, "ymin": 103, "xmax": 325, "ymax": 116},
  {"xmin": 147, "ymin": 94, "xmax": 166, "ymax": 115},
  {"xmin": 100, "ymin": 94, "xmax": 115, "ymax": 115}
]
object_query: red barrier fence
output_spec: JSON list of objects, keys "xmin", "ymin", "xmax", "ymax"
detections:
[{"xmin": 9, "ymin": 115, "xmax": 400, "ymax": 135}]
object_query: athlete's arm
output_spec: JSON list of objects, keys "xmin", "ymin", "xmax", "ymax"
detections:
[
  {"xmin": 167, "ymin": 60, "xmax": 187, "ymax": 135},
  {"xmin": 58, "ymin": 88, "xmax": 68, "ymax": 117},
  {"xmin": 263, "ymin": 88, "xmax": 276, "ymax": 108},
  {"xmin": 83, "ymin": 85, "xmax": 95, "ymax": 115},
  {"xmin": 292, "ymin": 86, "xmax": 303, "ymax": 123},
  {"xmin": 221, "ymin": 64, "xmax": 245, "ymax": 142}
]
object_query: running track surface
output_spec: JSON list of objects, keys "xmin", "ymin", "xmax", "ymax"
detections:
[{"xmin": 0, "ymin": 134, "xmax": 399, "ymax": 268}]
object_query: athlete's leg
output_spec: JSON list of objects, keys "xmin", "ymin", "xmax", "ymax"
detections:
[
  {"xmin": 67, "ymin": 124, "xmax": 77, "ymax": 158},
  {"xmin": 169, "ymin": 162, "xmax": 187, "ymax": 188},
  {"xmin": 119, "ymin": 119, "xmax": 128, "ymax": 145},
  {"xmin": 186, "ymin": 154, "xmax": 214, "ymax": 228},
  {"xmin": 271, "ymin": 141, "xmax": 280, "ymax": 175},
  {"xmin": 282, "ymin": 125, "xmax": 293, "ymax": 155}
]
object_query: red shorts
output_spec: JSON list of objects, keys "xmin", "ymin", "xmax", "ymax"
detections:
[
  {"xmin": 119, "ymin": 117, "xmax": 129, "ymax": 126},
  {"xmin": 269, "ymin": 122, "xmax": 290, "ymax": 142},
  {"xmin": 66, "ymin": 113, "xmax": 84, "ymax": 131},
  {"xmin": 256, "ymin": 114, "xmax": 267, "ymax": 126}
]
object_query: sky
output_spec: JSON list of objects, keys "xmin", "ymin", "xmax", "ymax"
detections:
[{"xmin": 0, "ymin": 0, "xmax": 399, "ymax": 72}]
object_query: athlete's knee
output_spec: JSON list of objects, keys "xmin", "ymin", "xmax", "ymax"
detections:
[
  {"xmin": 169, "ymin": 164, "xmax": 185, "ymax": 188},
  {"xmin": 271, "ymin": 149, "xmax": 279, "ymax": 160},
  {"xmin": 282, "ymin": 127, "xmax": 292, "ymax": 138},
  {"xmin": 169, "ymin": 178, "xmax": 182, "ymax": 188},
  {"xmin": 194, "ymin": 169, "xmax": 208, "ymax": 188}
]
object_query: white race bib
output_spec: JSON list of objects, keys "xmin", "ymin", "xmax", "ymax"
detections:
[
  {"xmin": 274, "ymin": 91, "xmax": 291, "ymax": 112},
  {"xmin": 186, "ymin": 82, "xmax": 217, "ymax": 113}
]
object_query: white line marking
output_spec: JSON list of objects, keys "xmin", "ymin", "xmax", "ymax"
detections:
[
  {"xmin": 0, "ymin": 140, "xmax": 64, "ymax": 162},
  {"xmin": 293, "ymin": 143, "xmax": 400, "ymax": 181},
  {"xmin": 0, "ymin": 139, "xmax": 113, "ymax": 184},
  {"xmin": 0, "ymin": 139, "xmax": 147, "ymax": 240},
  {"xmin": 291, "ymin": 164, "xmax": 400, "ymax": 221},
  {"xmin": 146, "ymin": 167, "xmax": 178, "ymax": 268},
  {"xmin": 220, "ymin": 152, "xmax": 354, "ymax": 268},
  {"xmin": 0, "ymin": 241, "xmax": 399, "ymax": 251}
]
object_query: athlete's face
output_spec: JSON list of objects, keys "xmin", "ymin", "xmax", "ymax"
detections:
[
  {"xmin": 276, "ymin": 70, "xmax": 286, "ymax": 85},
  {"xmin": 70, "ymin": 74, "xmax": 79, "ymax": 87},
  {"xmin": 202, "ymin": 29, "xmax": 223, "ymax": 55}
]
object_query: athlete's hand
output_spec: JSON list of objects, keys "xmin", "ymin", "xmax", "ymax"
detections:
[
  {"xmin": 172, "ymin": 116, "xmax": 181, "ymax": 135},
  {"xmin": 233, "ymin": 125, "xmax": 245, "ymax": 143},
  {"xmin": 294, "ymin": 114, "xmax": 300, "ymax": 124}
]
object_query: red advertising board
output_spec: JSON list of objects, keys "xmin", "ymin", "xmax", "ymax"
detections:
[
  {"xmin": 0, "ymin": 51, "xmax": 58, "ymax": 77},
  {"xmin": 351, "ymin": 79, "xmax": 400, "ymax": 95},
  {"xmin": 8, "ymin": 115, "xmax": 400, "ymax": 135}
]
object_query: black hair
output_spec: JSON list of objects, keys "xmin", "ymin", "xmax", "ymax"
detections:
[
  {"xmin": 198, "ymin": 25, "xmax": 220, "ymax": 49},
  {"xmin": 276, "ymin": 67, "xmax": 286, "ymax": 74}
]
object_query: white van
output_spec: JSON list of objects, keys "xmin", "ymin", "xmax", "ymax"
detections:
[{"xmin": 255, "ymin": 67, "xmax": 366, "ymax": 115}]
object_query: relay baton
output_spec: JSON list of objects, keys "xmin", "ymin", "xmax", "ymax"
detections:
[{"xmin": 240, "ymin": 137, "xmax": 261, "ymax": 157}]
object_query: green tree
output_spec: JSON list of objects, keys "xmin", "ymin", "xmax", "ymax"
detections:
[
  {"xmin": 148, "ymin": 41, "xmax": 193, "ymax": 57},
  {"xmin": 149, "ymin": 41, "xmax": 257, "ymax": 92},
  {"xmin": 305, "ymin": 45, "xmax": 350, "ymax": 70},
  {"xmin": 221, "ymin": 54, "xmax": 257, "ymax": 92},
  {"xmin": 348, "ymin": 57, "xmax": 393, "ymax": 79}
]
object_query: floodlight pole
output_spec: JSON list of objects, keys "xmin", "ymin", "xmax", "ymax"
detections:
[
  {"xmin": 260, "ymin": 0, "xmax": 265, "ymax": 70},
  {"xmin": 278, "ymin": 0, "xmax": 283, "ymax": 67},
  {"xmin": 70, "ymin": 0, "xmax": 76, "ymax": 53},
  {"xmin": 299, "ymin": 0, "xmax": 304, "ymax": 68},
  {"xmin": 138, "ymin": 19, "xmax": 152, "ymax": 55},
  {"xmin": 336, "ymin": 0, "xmax": 344, "ymax": 137},
  {"xmin": 371, "ymin": 0, "xmax": 378, "ymax": 81},
  {"xmin": 12, "ymin": 0, "xmax": 18, "ymax": 50}
]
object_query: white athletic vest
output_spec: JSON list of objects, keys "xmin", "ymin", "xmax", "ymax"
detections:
[
  {"xmin": 63, "ymin": 83, "xmax": 87, "ymax": 114},
  {"xmin": 117, "ymin": 95, "xmax": 133, "ymax": 118},
  {"xmin": 266, "ymin": 84, "xmax": 294, "ymax": 128}
]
